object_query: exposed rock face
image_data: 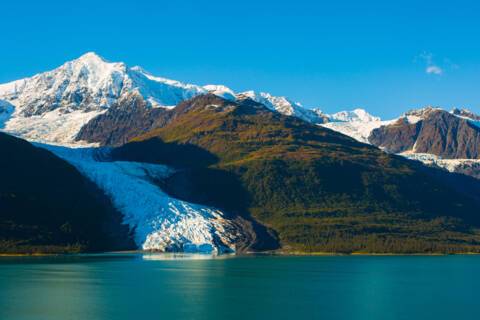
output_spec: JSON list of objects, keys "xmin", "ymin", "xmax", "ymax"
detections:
[
  {"xmin": 76, "ymin": 93, "xmax": 230, "ymax": 146},
  {"xmin": 369, "ymin": 118, "xmax": 421, "ymax": 153},
  {"xmin": 452, "ymin": 108, "xmax": 480, "ymax": 121},
  {"xmin": 369, "ymin": 108, "xmax": 480, "ymax": 159},
  {"xmin": 75, "ymin": 92, "xmax": 167, "ymax": 146},
  {"xmin": 414, "ymin": 111, "xmax": 480, "ymax": 158}
]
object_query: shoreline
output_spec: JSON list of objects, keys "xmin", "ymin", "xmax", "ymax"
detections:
[{"xmin": 1, "ymin": 250, "xmax": 480, "ymax": 258}]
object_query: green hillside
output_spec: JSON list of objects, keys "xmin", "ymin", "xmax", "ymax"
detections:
[{"xmin": 113, "ymin": 95, "xmax": 480, "ymax": 254}]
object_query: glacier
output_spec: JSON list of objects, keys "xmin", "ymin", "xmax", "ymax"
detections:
[
  {"xmin": 401, "ymin": 152, "xmax": 480, "ymax": 176},
  {"xmin": 39, "ymin": 144, "xmax": 241, "ymax": 253}
]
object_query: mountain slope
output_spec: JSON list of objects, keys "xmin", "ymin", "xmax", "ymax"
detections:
[
  {"xmin": 0, "ymin": 132, "xmax": 134, "ymax": 253},
  {"xmin": 112, "ymin": 95, "xmax": 480, "ymax": 253},
  {"xmin": 318, "ymin": 107, "xmax": 480, "ymax": 180}
]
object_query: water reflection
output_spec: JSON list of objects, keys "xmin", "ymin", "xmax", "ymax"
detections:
[{"xmin": 142, "ymin": 252, "xmax": 235, "ymax": 261}]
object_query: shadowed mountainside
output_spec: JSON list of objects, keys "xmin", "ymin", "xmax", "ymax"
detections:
[{"xmin": 0, "ymin": 132, "xmax": 134, "ymax": 253}]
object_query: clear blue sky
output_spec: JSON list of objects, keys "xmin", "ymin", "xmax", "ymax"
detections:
[{"xmin": 1, "ymin": 0, "xmax": 479, "ymax": 118}]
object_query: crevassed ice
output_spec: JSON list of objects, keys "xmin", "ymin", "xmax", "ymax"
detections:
[{"xmin": 39, "ymin": 145, "xmax": 241, "ymax": 253}]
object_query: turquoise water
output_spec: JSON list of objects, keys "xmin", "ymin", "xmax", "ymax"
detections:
[{"xmin": 0, "ymin": 254, "xmax": 478, "ymax": 320}]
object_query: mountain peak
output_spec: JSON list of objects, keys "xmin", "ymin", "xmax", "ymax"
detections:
[
  {"xmin": 330, "ymin": 108, "xmax": 381, "ymax": 122},
  {"xmin": 404, "ymin": 106, "xmax": 442, "ymax": 116},
  {"xmin": 75, "ymin": 51, "xmax": 108, "ymax": 63}
]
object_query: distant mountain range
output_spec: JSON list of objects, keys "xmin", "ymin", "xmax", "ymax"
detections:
[{"xmin": 1, "ymin": 53, "xmax": 480, "ymax": 254}]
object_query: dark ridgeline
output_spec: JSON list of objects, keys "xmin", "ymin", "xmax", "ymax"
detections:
[{"xmin": 0, "ymin": 133, "xmax": 135, "ymax": 254}]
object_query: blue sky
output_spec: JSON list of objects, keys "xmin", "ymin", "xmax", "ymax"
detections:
[{"xmin": 1, "ymin": 0, "xmax": 479, "ymax": 118}]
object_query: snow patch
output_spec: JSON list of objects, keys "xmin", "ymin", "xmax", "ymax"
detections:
[{"xmin": 404, "ymin": 115, "xmax": 422, "ymax": 124}]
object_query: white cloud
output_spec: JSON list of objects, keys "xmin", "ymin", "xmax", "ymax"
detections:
[
  {"xmin": 416, "ymin": 51, "xmax": 447, "ymax": 76},
  {"xmin": 426, "ymin": 65, "xmax": 443, "ymax": 75}
]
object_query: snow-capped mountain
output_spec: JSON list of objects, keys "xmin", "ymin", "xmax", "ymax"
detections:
[
  {"xmin": 2, "ymin": 52, "xmax": 479, "ymax": 182},
  {"xmin": 316, "ymin": 105, "xmax": 480, "ymax": 180},
  {"xmin": 356, "ymin": 106, "xmax": 480, "ymax": 179},
  {"xmin": 0, "ymin": 52, "xmax": 207, "ymax": 113},
  {"xmin": 0, "ymin": 52, "xmax": 332, "ymax": 145},
  {"xmin": 370, "ymin": 107, "xmax": 480, "ymax": 158},
  {"xmin": 0, "ymin": 52, "xmax": 214, "ymax": 144},
  {"xmin": 203, "ymin": 85, "xmax": 236, "ymax": 101}
]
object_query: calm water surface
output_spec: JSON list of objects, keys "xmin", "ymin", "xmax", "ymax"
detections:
[{"xmin": 0, "ymin": 254, "xmax": 478, "ymax": 320}]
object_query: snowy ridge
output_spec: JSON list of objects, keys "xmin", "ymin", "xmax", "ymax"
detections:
[
  {"xmin": 203, "ymin": 85, "xmax": 236, "ymax": 101},
  {"xmin": 450, "ymin": 108, "xmax": 480, "ymax": 128},
  {"xmin": 236, "ymin": 91, "xmax": 327, "ymax": 123},
  {"xmin": 39, "ymin": 144, "xmax": 241, "ymax": 253}
]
